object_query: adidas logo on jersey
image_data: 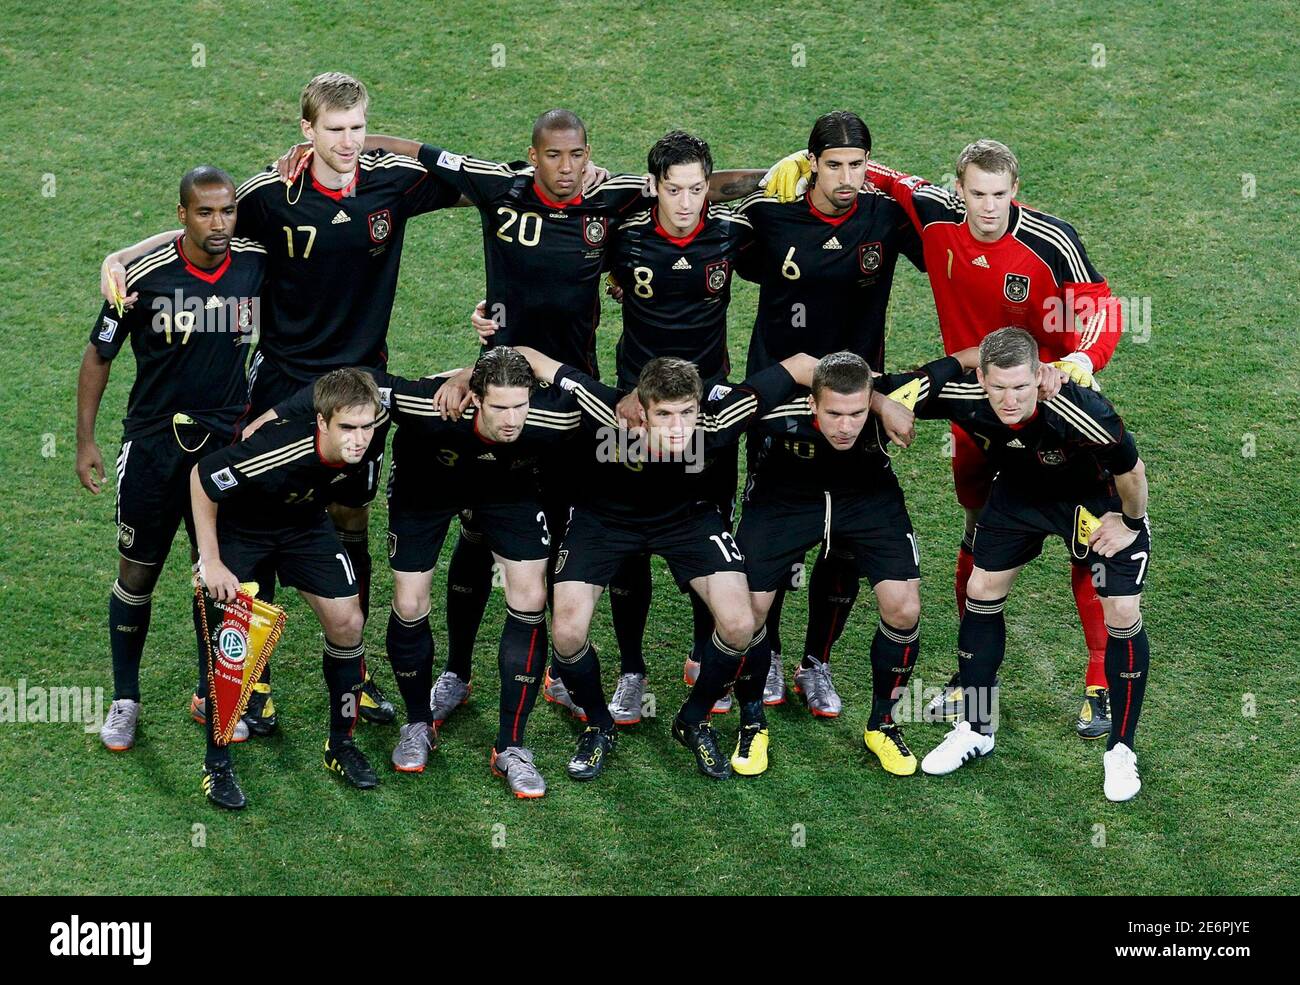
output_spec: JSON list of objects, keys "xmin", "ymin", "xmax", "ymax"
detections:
[
  {"xmin": 205, "ymin": 295, "xmax": 222, "ymax": 309},
  {"xmin": 331, "ymin": 210, "xmax": 350, "ymax": 224},
  {"xmin": 477, "ymin": 452, "xmax": 497, "ymax": 461},
  {"xmin": 823, "ymin": 236, "xmax": 842, "ymax": 250},
  {"xmin": 1006, "ymin": 438, "xmax": 1026, "ymax": 449},
  {"xmin": 972, "ymin": 254, "xmax": 990, "ymax": 268},
  {"xmin": 673, "ymin": 257, "xmax": 692, "ymax": 270}
]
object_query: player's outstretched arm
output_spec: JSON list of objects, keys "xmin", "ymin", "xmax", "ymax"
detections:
[
  {"xmin": 100, "ymin": 230, "xmax": 177, "ymax": 307},
  {"xmin": 75, "ymin": 344, "xmax": 111, "ymax": 493},
  {"xmin": 513, "ymin": 346, "xmax": 564, "ymax": 385},
  {"xmin": 189, "ymin": 466, "xmax": 239, "ymax": 602},
  {"xmin": 708, "ymin": 169, "xmax": 766, "ymax": 203},
  {"xmin": 778, "ymin": 352, "xmax": 819, "ymax": 388},
  {"xmin": 1090, "ymin": 458, "xmax": 1148, "ymax": 557}
]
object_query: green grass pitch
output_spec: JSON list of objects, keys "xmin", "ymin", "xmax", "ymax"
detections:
[{"xmin": 1, "ymin": 1, "xmax": 1297, "ymax": 894}]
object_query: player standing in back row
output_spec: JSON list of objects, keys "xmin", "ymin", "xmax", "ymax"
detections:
[
  {"xmin": 735, "ymin": 110, "xmax": 923, "ymax": 716},
  {"xmin": 78, "ymin": 166, "xmax": 265, "ymax": 753}
]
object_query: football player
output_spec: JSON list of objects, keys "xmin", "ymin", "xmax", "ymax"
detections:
[
  {"xmin": 77, "ymin": 166, "xmax": 264, "ymax": 752},
  {"xmin": 913, "ymin": 329, "xmax": 1150, "ymax": 802},
  {"xmin": 736, "ymin": 349, "xmax": 975, "ymax": 776},
  {"xmin": 190, "ymin": 369, "xmax": 387, "ymax": 808},
  {"xmin": 513, "ymin": 345, "xmax": 817, "ymax": 781}
]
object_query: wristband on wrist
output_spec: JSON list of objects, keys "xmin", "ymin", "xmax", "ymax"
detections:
[{"xmin": 1121, "ymin": 513, "xmax": 1146, "ymax": 531}]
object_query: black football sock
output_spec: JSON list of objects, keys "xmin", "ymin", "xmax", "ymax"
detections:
[
  {"xmin": 609, "ymin": 553, "xmax": 651, "ymax": 675},
  {"xmin": 496, "ymin": 607, "xmax": 547, "ymax": 750},
  {"xmin": 680, "ymin": 631, "xmax": 746, "ymax": 724},
  {"xmin": 1105, "ymin": 616, "xmax": 1150, "ymax": 751},
  {"xmin": 386, "ymin": 607, "xmax": 433, "ymax": 725},
  {"xmin": 765, "ymin": 586, "xmax": 787, "ymax": 667},
  {"xmin": 322, "ymin": 640, "xmax": 365, "ymax": 742},
  {"xmin": 734, "ymin": 628, "xmax": 771, "ymax": 727},
  {"xmin": 801, "ymin": 551, "xmax": 860, "ymax": 668},
  {"xmin": 336, "ymin": 529, "xmax": 372, "ymax": 626},
  {"xmin": 867, "ymin": 619, "xmax": 921, "ymax": 730},
  {"xmin": 108, "ymin": 581, "xmax": 152, "ymax": 702},
  {"xmin": 446, "ymin": 530, "xmax": 493, "ymax": 681},
  {"xmin": 688, "ymin": 590, "xmax": 714, "ymax": 664},
  {"xmin": 553, "ymin": 640, "xmax": 613, "ymax": 732},
  {"xmin": 957, "ymin": 597, "xmax": 1006, "ymax": 735}
]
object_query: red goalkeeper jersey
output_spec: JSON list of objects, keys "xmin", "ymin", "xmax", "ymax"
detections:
[{"xmin": 867, "ymin": 162, "xmax": 1121, "ymax": 371}]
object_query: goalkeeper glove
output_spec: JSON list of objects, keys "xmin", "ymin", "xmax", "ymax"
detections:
[
  {"xmin": 1052, "ymin": 352, "xmax": 1099, "ymax": 391},
  {"xmin": 760, "ymin": 151, "xmax": 812, "ymax": 203}
]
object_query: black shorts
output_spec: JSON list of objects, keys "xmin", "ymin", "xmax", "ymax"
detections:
[
  {"xmin": 973, "ymin": 479, "xmax": 1152, "ymax": 597},
  {"xmin": 114, "ymin": 422, "xmax": 232, "ymax": 566},
  {"xmin": 553, "ymin": 506, "xmax": 746, "ymax": 591},
  {"xmin": 248, "ymin": 352, "xmax": 387, "ymax": 508},
  {"xmin": 737, "ymin": 479, "xmax": 921, "ymax": 592},
  {"xmin": 387, "ymin": 501, "xmax": 552, "ymax": 572},
  {"xmin": 217, "ymin": 514, "xmax": 358, "ymax": 599}
]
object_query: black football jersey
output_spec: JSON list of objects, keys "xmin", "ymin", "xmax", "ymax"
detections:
[
  {"xmin": 735, "ymin": 187, "xmax": 923, "ymax": 373},
  {"xmin": 607, "ymin": 204, "xmax": 753, "ymax": 391},
  {"xmin": 233, "ymin": 144, "xmax": 460, "ymax": 381},
  {"xmin": 276, "ymin": 369, "xmax": 581, "ymax": 509},
  {"xmin": 424, "ymin": 148, "xmax": 649, "ymax": 374},
  {"xmin": 91, "ymin": 237, "xmax": 265, "ymax": 440},
  {"xmin": 553, "ymin": 363, "xmax": 794, "ymax": 525},
  {"xmin": 747, "ymin": 356, "xmax": 963, "ymax": 501},
  {"xmin": 919, "ymin": 375, "xmax": 1141, "ymax": 496},
  {"xmin": 198, "ymin": 412, "xmax": 388, "ymax": 531}
]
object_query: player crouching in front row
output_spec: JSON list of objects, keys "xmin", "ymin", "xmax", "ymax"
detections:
[
  {"xmin": 189, "ymin": 369, "xmax": 385, "ymax": 809},
  {"xmin": 738, "ymin": 348, "xmax": 977, "ymax": 776},
  {"xmin": 916, "ymin": 328, "xmax": 1151, "ymax": 801},
  {"xmin": 515, "ymin": 345, "xmax": 818, "ymax": 781}
]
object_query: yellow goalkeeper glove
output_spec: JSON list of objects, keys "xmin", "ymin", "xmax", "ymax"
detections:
[
  {"xmin": 761, "ymin": 151, "xmax": 812, "ymax": 203},
  {"xmin": 1052, "ymin": 353, "xmax": 1099, "ymax": 390}
]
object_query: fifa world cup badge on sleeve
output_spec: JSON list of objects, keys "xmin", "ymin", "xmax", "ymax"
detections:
[
  {"xmin": 196, "ymin": 583, "xmax": 287, "ymax": 745},
  {"xmin": 1073, "ymin": 506, "xmax": 1103, "ymax": 560}
]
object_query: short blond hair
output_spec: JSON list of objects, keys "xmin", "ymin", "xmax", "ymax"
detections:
[
  {"xmin": 301, "ymin": 72, "xmax": 368, "ymax": 126},
  {"xmin": 979, "ymin": 327, "xmax": 1039, "ymax": 374},
  {"xmin": 956, "ymin": 138, "xmax": 1019, "ymax": 185},
  {"xmin": 313, "ymin": 368, "xmax": 380, "ymax": 423}
]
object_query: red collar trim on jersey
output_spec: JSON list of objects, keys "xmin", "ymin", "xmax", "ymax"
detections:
[
  {"xmin": 805, "ymin": 192, "xmax": 858, "ymax": 227},
  {"xmin": 1008, "ymin": 406, "xmax": 1039, "ymax": 431},
  {"xmin": 654, "ymin": 211, "xmax": 706, "ymax": 248},
  {"xmin": 314, "ymin": 427, "xmax": 348, "ymax": 468},
  {"xmin": 311, "ymin": 169, "xmax": 359, "ymax": 201},
  {"xmin": 472, "ymin": 413, "xmax": 498, "ymax": 445},
  {"xmin": 532, "ymin": 181, "xmax": 582, "ymax": 209},
  {"xmin": 176, "ymin": 239, "xmax": 231, "ymax": 284}
]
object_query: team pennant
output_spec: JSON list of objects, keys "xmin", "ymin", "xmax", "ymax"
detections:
[{"xmin": 196, "ymin": 582, "xmax": 286, "ymax": 745}]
